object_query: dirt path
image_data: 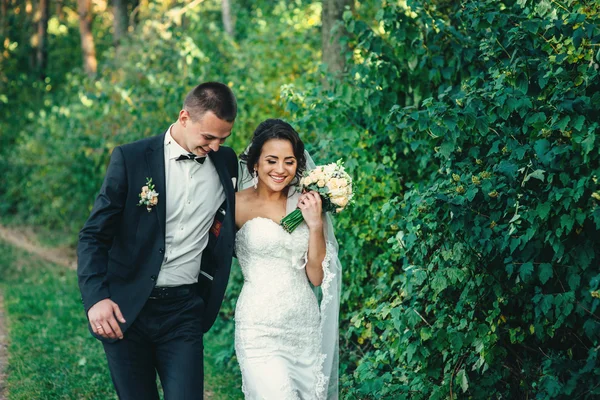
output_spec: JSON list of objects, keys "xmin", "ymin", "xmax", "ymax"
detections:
[{"xmin": 0, "ymin": 225, "xmax": 75, "ymax": 269}]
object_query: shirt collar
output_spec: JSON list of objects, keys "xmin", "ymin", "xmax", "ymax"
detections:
[{"xmin": 165, "ymin": 124, "xmax": 192, "ymax": 161}]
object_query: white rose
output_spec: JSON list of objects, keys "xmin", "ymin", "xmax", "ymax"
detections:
[
  {"xmin": 331, "ymin": 196, "xmax": 349, "ymax": 207},
  {"xmin": 327, "ymin": 179, "xmax": 339, "ymax": 190},
  {"xmin": 329, "ymin": 188, "xmax": 346, "ymax": 197}
]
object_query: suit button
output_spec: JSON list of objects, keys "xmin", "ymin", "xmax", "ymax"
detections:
[
  {"xmin": 159, "ymin": 248, "xmax": 164, "ymax": 254},
  {"xmin": 150, "ymin": 275, "xmax": 157, "ymax": 281}
]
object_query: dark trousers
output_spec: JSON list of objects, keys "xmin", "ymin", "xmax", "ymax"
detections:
[{"xmin": 102, "ymin": 290, "xmax": 205, "ymax": 400}]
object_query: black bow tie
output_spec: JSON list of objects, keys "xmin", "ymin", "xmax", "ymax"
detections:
[{"xmin": 176, "ymin": 153, "xmax": 206, "ymax": 164}]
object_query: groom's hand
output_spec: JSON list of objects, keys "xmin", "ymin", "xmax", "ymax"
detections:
[{"xmin": 87, "ymin": 299, "xmax": 126, "ymax": 340}]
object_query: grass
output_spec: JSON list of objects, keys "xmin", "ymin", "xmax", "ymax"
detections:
[
  {"xmin": 204, "ymin": 332, "xmax": 243, "ymax": 399},
  {"xmin": 0, "ymin": 239, "xmax": 243, "ymax": 399}
]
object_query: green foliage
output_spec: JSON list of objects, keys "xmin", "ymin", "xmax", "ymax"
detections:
[{"xmin": 284, "ymin": 0, "xmax": 600, "ymax": 398}]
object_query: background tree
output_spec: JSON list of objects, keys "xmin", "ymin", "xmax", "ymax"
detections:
[
  {"xmin": 321, "ymin": 0, "xmax": 352, "ymax": 80},
  {"xmin": 221, "ymin": 0, "xmax": 234, "ymax": 37},
  {"xmin": 36, "ymin": 0, "xmax": 49, "ymax": 80},
  {"xmin": 1, "ymin": 0, "xmax": 7, "ymax": 38},
  {"xmin": 77, "ymin": 0, "xmax": 96, "ymax": 76},
  {"xmin": 56, "ymin": 0, "xmax": 65, "ymax": 21},
  {"xmin": 112, "ymin": 0, "xmax": 129, "ymax": 47}
]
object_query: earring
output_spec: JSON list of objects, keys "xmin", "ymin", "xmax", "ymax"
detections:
[{"xmin": 252, "ymin": 170, "xmax": 258, "ymax": 189}]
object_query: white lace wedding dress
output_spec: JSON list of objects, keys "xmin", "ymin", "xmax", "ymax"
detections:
[{"xmin": 234, "ymin": 217, "xmax": 334, "ymax": 400}]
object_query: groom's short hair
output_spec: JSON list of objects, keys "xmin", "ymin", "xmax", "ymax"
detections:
[{"xmin": 183, "ymin": 82, "xmax": 237, "ymax": 123}]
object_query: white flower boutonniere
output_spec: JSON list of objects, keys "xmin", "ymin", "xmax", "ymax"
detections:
[{"xmin": 138, "ymin": 177, "xmax": 159, "ymax": 212}]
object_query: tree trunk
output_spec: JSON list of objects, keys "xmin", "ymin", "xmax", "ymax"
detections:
[
  {"xmin": 112, "ymin": 0, "xmax": 128, "ymax": 47},
  {"xmin": 77, "ymin": 0, "xmax": 97, "ymax": 76},
  {"xmin": 321, "ymin": 0, "xmax": 353, "ymax": 81},
  {"xmin": 36, "ymin": 0, "xmax": 49, "ymax": 80},
  {"xmin": 1, "ymin": 0, "xmax": 7, "ymax": 40},
  {"xmin": 221, "ymin": 0, "xmax": 234, "ymax": 37},
  {"xmin": 56, "ymin": 0, "xmax": 64, "ymax": 21},
  {"xmin": 26, "ymin": 0, "xmax": 35, "ymax": 69}
]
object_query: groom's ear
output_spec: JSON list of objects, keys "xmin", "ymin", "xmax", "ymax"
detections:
[{"xmin": 179, "ymin": 109, "xmax": 190, "ymax": 126}]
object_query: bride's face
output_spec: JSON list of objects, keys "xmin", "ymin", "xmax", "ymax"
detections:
[{"xmin": 255, "ymin": 139, "xmax": 297, "ymax": 192}]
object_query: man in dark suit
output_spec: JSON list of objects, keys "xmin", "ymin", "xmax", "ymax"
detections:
[{"xmin": 77, "ymin": 81, "xmax": 238, "ymax": 399}]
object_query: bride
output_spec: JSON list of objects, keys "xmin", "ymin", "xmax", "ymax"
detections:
[{"xmin": 234, "ymin": 119, "xmax": 341, "ymax": 399}]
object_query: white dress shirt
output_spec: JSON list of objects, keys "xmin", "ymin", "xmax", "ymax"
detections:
[{"xmin": 156, "ymin": 126, "xmax": 226, "ymax": 287}]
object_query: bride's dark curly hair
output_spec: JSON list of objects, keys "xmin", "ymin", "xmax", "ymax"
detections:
[{"xmin": 240, "ymin": 119, "xmax": 307, "ymax": 185}]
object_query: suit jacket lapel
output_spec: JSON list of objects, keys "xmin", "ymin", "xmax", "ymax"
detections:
[
  {"xmin": 208, "ymin": 150, "xmax": 234, "ymax": 210},
  {"xmin": 146, "ymin": 133, "xmax": 167, "ymax": 238}
]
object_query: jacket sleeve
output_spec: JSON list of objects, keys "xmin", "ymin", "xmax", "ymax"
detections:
[{"xmin": 77, "ymin": 146, "xmax": 128, "ymax": 312}]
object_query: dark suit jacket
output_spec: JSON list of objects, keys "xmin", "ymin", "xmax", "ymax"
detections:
[{"xmin": 77, "ymin": 132, "xmax": 237, "ymax": 342}]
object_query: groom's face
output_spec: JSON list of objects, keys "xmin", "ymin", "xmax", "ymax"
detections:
[{"xmin": 179, "ymin": 110, "xmax": 233, "ymax": 157}]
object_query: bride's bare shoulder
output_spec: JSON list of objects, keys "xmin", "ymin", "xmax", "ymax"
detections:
[
  {"xmin": 235, "ymin": 188, "xmax": 256, "ymax": 219},
  {"xmin": 236, "ymin": 187, "xmax": 255, "ymax": 202}
]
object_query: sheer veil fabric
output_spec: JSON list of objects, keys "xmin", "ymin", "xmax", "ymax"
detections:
[{"xmin": 238, "ymin": 149, "xmax": 341, "ymax": 399}]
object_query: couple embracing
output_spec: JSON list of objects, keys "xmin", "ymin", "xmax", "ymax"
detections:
[{"xmin": 77, "ymin": 82, "xmax": 341, "ymax": 400}]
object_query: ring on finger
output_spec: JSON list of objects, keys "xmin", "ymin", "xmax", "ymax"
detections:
[{"xmin": 96, "ymin": 326, "xmax": 103, "ymax": 330}]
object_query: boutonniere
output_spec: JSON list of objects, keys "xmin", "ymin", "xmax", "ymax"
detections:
[{"xmin": 138, "ymin": 177, "xmax": 159, "ymax": 212}]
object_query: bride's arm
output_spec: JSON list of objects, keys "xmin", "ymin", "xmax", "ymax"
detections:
[
  {"xmin": 299, "ymin": 191, "xmax": 326, "ymax": 286},
  {"xmin": 306, "ymin": 224, "xmax": 326, "ymax": 286}
]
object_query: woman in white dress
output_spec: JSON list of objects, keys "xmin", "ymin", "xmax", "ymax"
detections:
[{"xmin": 234, "ymin": 119, "xmax": 341, "ymax": 400}]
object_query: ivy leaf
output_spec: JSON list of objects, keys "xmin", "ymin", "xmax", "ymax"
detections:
[
  {"xmin": 497, "ymin": 161, "xmax": 518, "ymax": 177},
  {"xmin": 506, "ymin": 263, "xmax": 514, "ymax": 277},
  {"xmin": 447, "ymin": 268, "xmax": 465, "ymax": 284},
  {"xmin": 456, "ymin": 369, "xmax": 469, "ymax": 393},
  {"xmin": 536, "ymin": 202, "xmax": 552, "ymax": 220},
  {"xmin": 560, "ymin": 214, "xmax": 574, "ymax": 233},
  {"xmin": 573, "ymin": 115, "xmax": 585, "ymax": 131},
  {"xmin": 555, "ymin": 115, "xmax": 571, "ymax": 131},
  {"xmin": 439, "ymin": 141, "xmax": 455, "ymax": 159},
  {"xmin": 534, "ymin": 139, "xmax": 552, "ymax": 164},
  {"xmin": 519, "ymin": 262, "xmax": 534, "ymax": 282},
  {"xmin": 583, "ymin": 320, "xmax": 598, "ymax": 340},
  {"xmin": 582, "ymin": 133, "xmax": 595, "ymax": 156},
  {"xmin": 431, "ymin": 275, "xmax": 448, "ymax": 293},
  {"xmin": 568, "ymin": 274, "xmax": 581, "ymax": 291},
  {"xmin": 466, "ymin": 187, "xmax": 478, "ymax": 201},
  {"xmin": 406, "ymin": 342, "xmax": 418, "ymax": 364},
  {"xmin": 420, "ymin": 327, "xmax": 432, "ymax": 341},
  {"xmin": 539, "ymin": 263, "xmax": 553, "ymax": 284},
  {"xmin": 450, "ymin": 333, "xmax": 464, "ymax": 351},
  {"xmin": 539, "ymin": 295, "xmax": 553, "ymax": 315},
  {"xmin": 523, "ymin": 169, "xmax": 545, "ymax": 185}
]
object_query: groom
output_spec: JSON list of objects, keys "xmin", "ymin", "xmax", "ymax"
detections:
[{"xmin": 77, "ymin": 81, "xmax": 238, "ymax": 399}]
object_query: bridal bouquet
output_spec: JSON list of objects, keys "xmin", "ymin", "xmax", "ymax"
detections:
[{"xmin": 280, "ymin": 160, "xmax": 353, "ymax": 233}]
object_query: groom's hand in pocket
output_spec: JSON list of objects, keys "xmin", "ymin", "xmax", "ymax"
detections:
[{"xmin": 87, "ymin": 299, "xmax": 126, "ymax": 339}]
